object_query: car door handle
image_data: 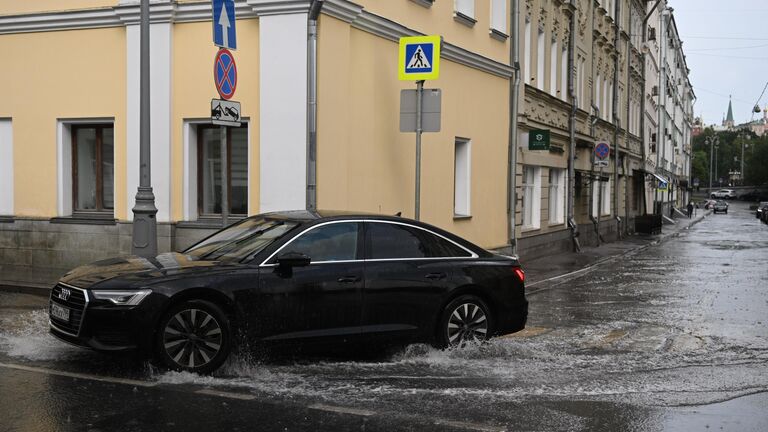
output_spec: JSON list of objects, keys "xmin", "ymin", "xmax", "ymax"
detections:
[
  {"xmin": 425, "ymin": 272, "xmax": 446, "ymax": 280},
  {"xmin": 337, "ymin": 276, "xmax": 361, "ymax": 283}
]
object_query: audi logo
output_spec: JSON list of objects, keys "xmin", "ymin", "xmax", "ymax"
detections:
[{"xmin": 58, "ymin": 288, "xmax": 71, "ymax": 301}]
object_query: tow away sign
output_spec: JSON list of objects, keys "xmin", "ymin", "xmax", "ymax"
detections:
[
  {"xmin": 399, "ymin": 35, "xmax": 441, "ymax": 81},
  {"xmin": 211, "ymin": 99, "xmax": 241, "ymax": 127}
]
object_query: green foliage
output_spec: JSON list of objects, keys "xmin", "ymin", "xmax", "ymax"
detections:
[{"xmin": 691, "ymin": 129, "xmax": 765, "ymax": 186}]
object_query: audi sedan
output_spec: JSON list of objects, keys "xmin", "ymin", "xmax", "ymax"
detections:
[{"xmin": 49, "ymin": 211, "xmax": 528, "ymax": 373}]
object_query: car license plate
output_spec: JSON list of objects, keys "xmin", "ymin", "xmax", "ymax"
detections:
[{"xmin": 51, "ymin": 303, "xmax": 70, "ymax": 322}]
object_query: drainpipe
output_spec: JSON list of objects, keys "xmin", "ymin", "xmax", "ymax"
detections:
[
  {"xmin": 612, "ymin": 0, "xmax": 621, "ymax": 238},
  {"xmin": 507, "ymin": 0, "xmax": 521, "ymax": 255},
  {"xmin": 566, "ymin": 0, "xmax": 580, "ymax": 252},
  {"xmin": 624, "ymin": 12, "xmax": 631, "ymax": 236},
  {"xmin": 590, "ymin": 105, "xmax": 602, "ymax": 246},
  {"xmin": 306, "ymin": 0, "xmax": 324, "ymax": 211},
  {"xmin": 657, "ymin": 6, "xmax": 671, "ymax": 215},
  {"xmin": 641, "ymin": 0, "xmax": 663, "ymax": 216}
]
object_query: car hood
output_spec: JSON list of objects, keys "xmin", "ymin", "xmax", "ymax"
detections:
[{"xmin": 59, "ymin": 252, "xmax": 224, "ymax": 289}]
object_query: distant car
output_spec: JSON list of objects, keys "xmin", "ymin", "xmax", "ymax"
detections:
[
  {"xmin": 756, "ymin": 202, "xmax": 768, "ymax": 219},
  {"xmin": 711, "ymin": 189, "xmax": 736, "ymax": 199},
  {"xmin": 703, "ymin": 199, "xmax": 717, "ymax": 210},
  {"xmin": 761, "ymin": 203, "xmax": 768, "ymax": 224},
  {"xmin": 713, "ymin": 200, "xmax": 728, "ymax": 214}
]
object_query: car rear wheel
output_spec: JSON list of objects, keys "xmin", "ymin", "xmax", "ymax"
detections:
[
  {"xmin": 437, "ymin": 295, "xmax": 492, "ymax": 348},
  {"xmin": 155, "ymin": 300, "xmax": 231, "ymax": 374}
]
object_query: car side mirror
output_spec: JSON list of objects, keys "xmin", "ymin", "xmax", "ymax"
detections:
[{"xmin": 276, "ymin": 252, "xmax": 311, "ymax": 268}]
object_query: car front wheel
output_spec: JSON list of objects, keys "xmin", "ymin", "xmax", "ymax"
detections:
[
  {"xmin": 437, "ymin": 295, "xmax": 492, "ymax": 348},
  {"xmin": 155, "ymin": 300, "xmax": 231, "ymax": 374}
]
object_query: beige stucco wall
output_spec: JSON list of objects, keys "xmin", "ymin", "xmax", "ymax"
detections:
[
  {"xmin": 0, "ymin": 0, "xmax": 117, "ymax": 16},
  {"xmin": 0, "ymin": 27, "xmax": 126, "ymax": 218},
  {"xmin": 316, "ymin": 17, "xmax": 510, "ymax": 249},
  {"xmin": 170, "ymin": 19, "xmax": 261, "ymax": 221},
  {"xmin": 356, "ymin": 0, "xmax": 509, "ymax": 65}
]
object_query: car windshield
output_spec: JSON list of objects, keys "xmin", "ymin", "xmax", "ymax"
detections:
[{"xmin": 185, "ymin": 217, "xmax": 300, "ymax": 262}]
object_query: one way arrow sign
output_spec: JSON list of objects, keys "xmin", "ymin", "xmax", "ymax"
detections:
[{"xmin": 212, "ymin": 0, "xmax": 237, "ymax": 50}]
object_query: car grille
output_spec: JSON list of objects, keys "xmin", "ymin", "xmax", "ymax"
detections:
[{"xmin": 49, "ymin": 283, "xmax": 88, "ymax": 337}]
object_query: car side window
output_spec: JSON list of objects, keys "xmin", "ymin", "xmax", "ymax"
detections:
[
  {"xmin": 279, "ymin": 222, "xmax": 360, "ymax": 263},
  {"xmin": 367, "ymin": 222, "xmax": 471, "ymax": 259}
]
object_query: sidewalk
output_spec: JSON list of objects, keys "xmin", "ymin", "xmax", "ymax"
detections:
[{"xmin": 523, "ymin": 210, "xmax": 711, "ymax": 290}]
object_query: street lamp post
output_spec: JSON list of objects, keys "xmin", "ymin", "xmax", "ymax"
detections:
[
  {"xmin": 131, "ymin": 0, "xmax": 159, "ymax": 258},
  {"xmin": 740, "ymin": 133, "xmax": 750, "ymax": 186}
]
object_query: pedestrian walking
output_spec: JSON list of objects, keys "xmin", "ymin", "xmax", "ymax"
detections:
[{"xmin": 687, "ymin": 201, "xmax": 694, "ymax": 218}]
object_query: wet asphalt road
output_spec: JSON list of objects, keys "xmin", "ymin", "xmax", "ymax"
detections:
[{"xmin": 1, "ymin": 201, "xmax": 767, "ymax": 431}]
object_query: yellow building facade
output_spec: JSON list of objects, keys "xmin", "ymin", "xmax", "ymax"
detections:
[{"xmin": 0, "ymin": 0, "xmax": 516, "ymax": 286}]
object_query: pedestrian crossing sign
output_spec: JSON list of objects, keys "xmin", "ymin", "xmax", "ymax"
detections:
[{"xmin": 399, "ymin": 35, "xmax": 441, "ymax": 81}]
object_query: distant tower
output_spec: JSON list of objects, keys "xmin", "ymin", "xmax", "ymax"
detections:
[{"xmin": 724, "ymin": 96, "xmax": 735, "ymax": 129}]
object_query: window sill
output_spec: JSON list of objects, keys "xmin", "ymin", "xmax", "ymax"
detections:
[
  {"xmin": 409, "ymin": 0, "xmax": 434, "ymax": 8},
  {"xmin": 489, "ymin": 28, "xmax": 509, "ymax": 42},
  {"xmin": 521, "ymin": 226, "xmax": 541, "ymax": 233},
  {"xmin": 453, "ymin": 214, "xmax": 472, "ymax": 221},
  {"xmin": 0, "ymin": 215, "xmax": 14, "ymax": 223},
  {"xmin": 548, "ymin": 221, "xmax": 566, "ymax": 227},
  {"xmin": 453, "ymin": 11, "xmax": 477, "ymax": 28},
  {"xmin": 50, "ymin": 214, "xmax": 116, "ymax": 225}
]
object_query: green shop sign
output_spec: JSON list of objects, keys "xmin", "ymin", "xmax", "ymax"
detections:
[{"xmin": 529, "ymin": 129, "xmax": 550, "ymax": 150}]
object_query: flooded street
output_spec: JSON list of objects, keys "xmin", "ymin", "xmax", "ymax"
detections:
[{"xmin": 2, "ymin": 202, "xmax": 767, "ymax": 431}]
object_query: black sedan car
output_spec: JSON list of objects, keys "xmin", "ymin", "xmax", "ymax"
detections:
[{"xmin": 49, "ymin": 211, "xmax": 528, "ymax": 373}]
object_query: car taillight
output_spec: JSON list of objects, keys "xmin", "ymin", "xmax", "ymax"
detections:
[{"xmin": 513, "ymin": 267, "xmax": 525, "ymax": 283}]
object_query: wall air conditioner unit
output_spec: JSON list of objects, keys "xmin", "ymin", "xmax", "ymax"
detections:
[
  {"xmin": 652, "ymin": 86, "xmax": 659, "ymax": 96},
  {"xmin": 648, "ymin": 27, "xmax": 656, "ymax": 41}
]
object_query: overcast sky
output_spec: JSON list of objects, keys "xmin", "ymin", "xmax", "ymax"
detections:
[{"xmin": 670, "ymin": 0, "xmax": 768, "ymax": 126}]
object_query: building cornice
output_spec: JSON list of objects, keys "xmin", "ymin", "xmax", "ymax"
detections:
[
  {"xmin": 324, "ymin": 0, "xmax": 514, "ymax": 78},
  {"xmin": 0, "ymin": 0, "xmax": 514, "ymax": 78}
]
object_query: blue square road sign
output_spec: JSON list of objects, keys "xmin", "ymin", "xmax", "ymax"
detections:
[{"xmin": 404, "ymin": 43, "xmax": 434, "ymax": 74}]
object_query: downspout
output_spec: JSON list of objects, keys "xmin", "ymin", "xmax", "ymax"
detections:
[
  {"xmin": 612, "ymin": 0, "xmax": 621, "ymax": 238},
  {"xmin": 657, "ymin": 7, "xmax": 671, "ymax": 216},
  {"xmin": 306, "ymin": 0, "xmax": 324, "ymax": 212},
  {"xmin": 624, "ymin": 9, "xmax": 632, "ymax": 235},
  {"xmin": 641, "ymin": 0, "xmax": 663, "ymax": 215},
  {"xmin": 588, "ymin": 1, "xmax": 602, "ymax": 245},
  {"xmin": 508, "ymin": 0, "xmax": 521, "ymax": 255},
  {"xmin": 566, "ymin": 0, "xmax": 580, "ymax": 252}
]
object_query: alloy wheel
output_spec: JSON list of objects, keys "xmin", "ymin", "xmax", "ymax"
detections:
[
  {"xmin": 162, "ymin": 308, "xmax": 223, "ymax": 369},
  {"xmin": 446, "ymin": 302, "xmax": 488, "ymax": 346}
]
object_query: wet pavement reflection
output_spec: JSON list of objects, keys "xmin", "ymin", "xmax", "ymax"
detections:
[{"xmin": 1, "ymin": 201, "xmax": 767, "ymax": 431}]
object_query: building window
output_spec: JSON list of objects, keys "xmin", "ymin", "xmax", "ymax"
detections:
[
  {"xmin": 491, "ymin": 0, "xmax": 507, "ymax": 34},
  {"xmin": 548, "ymin": 168, "xmax": 565, "ymax": 224},
  {"xmin": 550, "ymin": 39, "xmax": 558, "ymax": 97},
  {"xmin": 524, "ymin": 19, "xmax": 532, "ymax": 85},
  {"xmin": 522, "ymin": 165, "xmax": 541, "ymax": 229},
  {"xmin": 72, "ymin": 125, "xmax": 114, "ymax": 213},
  {"xmin": 0, "ymin": 119, "xmax": 12, "ymax": 216},
  {"xmin": 454, "ymin": 138, "xmax": 471, "ymax": 217},
  {"xmin": 537, "ymin": 29, "xmax": 545, "ymax": 91},
  {"xmin": 592, "ymin": 178, "xmax": 611, "ymax": 217},
  {"xmin": 595, "ymin": 74, "xmax": 601, "ymax": 116},
  {"xmin": 197, "ymin": 125, "xmax": 249, "ymax": 217},
  {"xmin": 455, "ymin": 0, "xmax": 475, "ymax": 19},
  {"xmin": 561, "ymin": 46, "xmax": 568, "ymax": 101}
]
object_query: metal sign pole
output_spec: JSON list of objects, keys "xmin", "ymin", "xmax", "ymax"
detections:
[
  {"xmin": 597, "ymin": 165, "xmax": 603, "ymax": 246},
  {"xmin": 415, "ymin": 80, "xmax": 424, "ymax": 221},
  {"xmin": 220, "ymin": 126, "xmax": 229, "ymax": 227}
]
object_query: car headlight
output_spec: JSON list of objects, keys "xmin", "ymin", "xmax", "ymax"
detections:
[{"xmin": 92, "ymin": 289, "xmax": 152, "ymax": 306}]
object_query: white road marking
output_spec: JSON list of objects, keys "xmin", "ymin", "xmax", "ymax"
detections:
[
  {"xmin": 309, "ymin": 404, "xmax": 376, "ymax": 417},
  {"xmin": 0, "ymin": 362, "xmax": 157, "ymax": 387},
  {"xmin": 196, "ymin": 388, "xmax": 256, "ymax": 400},
  {"xmin": 434, "ymin": 419, "xmax": 507, "ymax": 432}
]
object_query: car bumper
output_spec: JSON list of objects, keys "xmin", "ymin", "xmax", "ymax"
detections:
[{"xmin": 48, "ymin": 284, "xmax": 164, "ymax": 355}]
